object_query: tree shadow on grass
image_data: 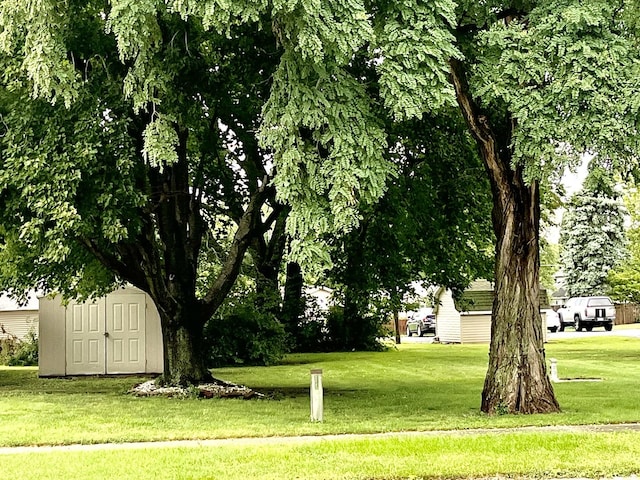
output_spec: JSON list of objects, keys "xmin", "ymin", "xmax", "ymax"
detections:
[{"xmin": 258, "ymin": 386, "xmax": 361, "ymax": 400}]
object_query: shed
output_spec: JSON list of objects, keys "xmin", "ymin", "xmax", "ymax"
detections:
[
  {"xmin": 38, "ymin": 286, "xmax": 163, "ymax": 377},
  {"xmin": 435, "ymin": 280, "xmax": 549, "ymax": 344},
  {"xmin": 0, "ymin": 292, "xmax": 39, "ymax": 341}
]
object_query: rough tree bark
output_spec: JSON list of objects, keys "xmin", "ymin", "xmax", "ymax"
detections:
[{"xmin": 450, "ymin": 58, "xmax": 560, "ymax": 414}]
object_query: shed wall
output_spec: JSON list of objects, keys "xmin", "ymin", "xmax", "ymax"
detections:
[
  {"xmin": 459, "ymin": 313, "xmax": 491, "ymax": 343},
  {"xmin": 38, "ymin": 296, "xmax": 66, "ymax": 376},
  {"xmin": 435, "ymin": 289, "xmax": 462, "ymax": 343},
  {"xmin": 436, "ymin": 288, "xmax": 548, "ymax": 344}
]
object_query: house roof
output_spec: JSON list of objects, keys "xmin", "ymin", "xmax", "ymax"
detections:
[
  {"xmin": 551, "ymin": 287, "xmax": 567, "ymax": 299},
  {"xmin": 0, "ymin": 292, "xmax": 39, "ymax": 311},
  {"xmin": 454, "ymin": 288, "xmax": 551, "ymax": 312}
]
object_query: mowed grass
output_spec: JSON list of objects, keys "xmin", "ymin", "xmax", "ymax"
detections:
[
  {"xmin": 1, "ymin": 335, "xmax": 640, "ymax": 448},
  {"xmin": 4, "ymin": 431, "xmax": 640, "ymax": 480}
]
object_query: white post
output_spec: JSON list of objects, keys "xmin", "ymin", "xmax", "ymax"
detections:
[
  {"xmin": 310, "ymin": 369, "xmax": 323, "ymax": 422},
  {"xmin": 550, "ymin": 358, "xmax": 559, "ymax": 382}
]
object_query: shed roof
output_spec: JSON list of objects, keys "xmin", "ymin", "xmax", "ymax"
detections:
[{"xmin": 454, "ymin": 288, "xmax": 550, "ymax": 312}]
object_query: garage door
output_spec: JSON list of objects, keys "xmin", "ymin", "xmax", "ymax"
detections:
[{"xmin": 65, "ymin": 294, "xmax": 146, "ymax": 375}]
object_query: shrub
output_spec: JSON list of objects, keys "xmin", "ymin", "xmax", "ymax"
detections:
[
  {"xmin": 0, "ymin": 329, "xmax": 38, "ymax": 366},
  {"xmin": 290, "ymin": 301, "xmax": 390, "ymax": 353},
  {"xmin": 287, "ymin": 294, "xmax": 331, "ymax": 353},
  {"xmin": 324, "ymin": 306, "xmax": 389, "ymax": 352},
  {"xmin": 204, "ymin": 294, "xmax": 288, "ymax": 368}
]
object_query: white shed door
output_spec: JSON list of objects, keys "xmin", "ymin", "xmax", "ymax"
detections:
[
  {"xmin": 106, "ymin": 294, "xmax": 146, "ymax": 374},
  {"xmin": 66, "ymin": 300, "xmax": 106, "ymax": 375}
]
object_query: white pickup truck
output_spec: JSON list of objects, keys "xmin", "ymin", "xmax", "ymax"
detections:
[{"xmin": 556, "ymin": 296, "xmax": 615, "ymax": 332}]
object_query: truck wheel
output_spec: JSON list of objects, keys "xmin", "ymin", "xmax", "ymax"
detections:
[
  {"xmin": 605, "ymin": 323, "xmax": 613, "ymax": 331},
  {"xmin": 574, "ymin": 316, "xmax": 582, "ymax": 331},
  {"xmin": 407, "ymin": 326, "xmax": 412, "ymax": 337},
  {"xmin": 418, "ymin": 325, "xmax": 423, "ymax": 337},
  {"xmin": 559, "ymin": 322, "xmax": 565, "ymax": 332}
]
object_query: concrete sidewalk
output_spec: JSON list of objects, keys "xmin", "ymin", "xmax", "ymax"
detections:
[{"xmin": 3, "ymin": 422, "xmax": 640, "ymax": 455}]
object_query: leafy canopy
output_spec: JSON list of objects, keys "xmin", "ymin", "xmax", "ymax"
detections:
[{"xmin": 0, "ymin": 0, "xmax": 465, "ymax": 271}]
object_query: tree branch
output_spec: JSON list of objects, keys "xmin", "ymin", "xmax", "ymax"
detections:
[{"xmin": 201, "ymin": 183, "xmax": 271, "ymax": 315}]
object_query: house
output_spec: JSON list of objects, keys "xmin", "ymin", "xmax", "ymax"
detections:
[
  {"xmin": 305, "ymin": 286, "xmax": 333, "ymax": 311},
  {"xmin": 0, "ymin": 292, "xmax": 39, "ymax": 341},
  {"xmin": 434, "ymin": 280, "xmax": 549, "ymax": 343},
  {"xmin": 38, "ymin": 286, "xmax": 163, "ymax": 377}
]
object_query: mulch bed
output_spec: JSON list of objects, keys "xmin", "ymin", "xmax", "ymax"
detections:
[{"xmin": 129, "ymin": 378, "xmax": 264, "ymax": 399}]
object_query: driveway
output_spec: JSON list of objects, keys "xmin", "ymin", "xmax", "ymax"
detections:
[
  {"xmin": 547, "ymin": 325, "xmax": 640, "ymax": 340},
  {"xmin": 401, "ymin": 334, "xmax": 436, "ymax": 343}
]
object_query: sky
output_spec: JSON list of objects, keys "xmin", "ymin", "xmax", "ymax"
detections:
[
  {"xmin": 561, "ymin": 155, "xmax": 591, "ymax": 196},
  {"xmin": 545, "ymin": 157, "xmax": 590, "ymax": 244}
]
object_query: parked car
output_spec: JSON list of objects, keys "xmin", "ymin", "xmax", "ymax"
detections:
[
  {"xmin": 543, "ymin": 308, "xmax": 560, "ymax": 333},
  {"xmin": 406, "ymin": 308, "xmax": 436, "ymax": 337},
  {"xmin": 556, "ymin": 296, "xmax": 615, "ymax": 331}
]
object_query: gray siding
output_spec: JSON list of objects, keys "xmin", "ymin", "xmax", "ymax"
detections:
[
  {"xmin": 0, "ymin": 311, "xmax": 39, "ymax": 341},
  {"xmin": 459, "ymin": 313, "xmax": 491, "ymax": 343}
]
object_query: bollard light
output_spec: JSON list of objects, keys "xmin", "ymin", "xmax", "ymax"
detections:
[
  {"xmin": 310, "ymin": 369, "xmax": 323, "ymax": 422},
  {"xmin": 550, "ymin": 358, "xmax": 559, "ymax": 382}
]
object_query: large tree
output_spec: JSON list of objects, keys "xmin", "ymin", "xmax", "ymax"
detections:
[
  {"xmin": 328, "ymin": 110, "xmax": 494, "ymax": 348},
  {"xmin": 0, "ymin": 4, "xmax": 284, "ymax": 385},
  {"xmin": 448, "ymin": 0, "xmax": 640, "ymax": 413},
  {"xmin": 0, "ymin": 1, "xmax": 457, "ymax": 385}
]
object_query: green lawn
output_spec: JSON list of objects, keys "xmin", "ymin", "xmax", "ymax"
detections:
[
  {"xmin": 3, "ymin": 431, "xmax": 640, "ymax": 480},
  {"xmin": 2, "ymin": 335, "xmax": 640, "ymax": 479}
]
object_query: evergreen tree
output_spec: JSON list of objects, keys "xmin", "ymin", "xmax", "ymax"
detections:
[{"xmin": 560, "ymin": 167, "xmax": 627, "ymax": 297}]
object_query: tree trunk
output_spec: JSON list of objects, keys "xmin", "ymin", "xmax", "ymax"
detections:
[
  {"xmin": 83, "ymin": 138, "xmax": 272, "ymax": 386},
  {"xmin": 450, "ymin": 58, "xmax": 560, "ymax": 414},
  {"xmin": 281, "ymin": 261, "xmax": 304, "ymax": 336},
  {"xmin": 393, "ymin": 309, "xmax": 401, "ymax": 344},
  {"xmin": 251, "ymin": 208, "xmax": 288, "ymax": 315},
  {"xmin": 158, "ymin": 307, "xmax": 211, "ymax": 386},
  {"xmin": 481, "ymin": 170, "xmax": 559, "ymax": 414}
]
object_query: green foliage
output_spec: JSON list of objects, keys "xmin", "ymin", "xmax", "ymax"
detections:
[
  {"xmin": 375, "ymin": 0, "xmax": 461, "ymax": 119},
  {"xmin": 325, "ymin": 109, "xmax": 494, "ymax": 334},
  {"xmin": 285, "ymin": 294, "xmax": 330, "ymax": 353},
  {"xmin": 323, "ymin": 305, "xmax": 390, "ymax": 352},
  {"xmin": 0, "ymin": 0, "xmax": 79, "ymax": 107},
  {"xmin": 1, "ymin": 0, "xmax": 639, "ymax": 387},
  {"xmin": 469, "ymin": 0, "xmax": 640, "ymax": 180},
  {"xmin": 540, "ymin": 241, "xmax": 560, "ymax": 292},
  {"xmin": 608, "ymin": 188, "xmax": 640, "ymax": 302},
  {"xmin": 0, "ymin": 329, "xmax": 38, "ymax": 366},
  {"xmin": 204, "ymin": 292, "xmax": 288, "ymax": 367},
  {"xmin": 260, "ymin": 48, "xmax": 392, "ymax": 267},
  {"xmin": 283, "ymin": 294, "xmax": 391, "ymax": 353}
]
